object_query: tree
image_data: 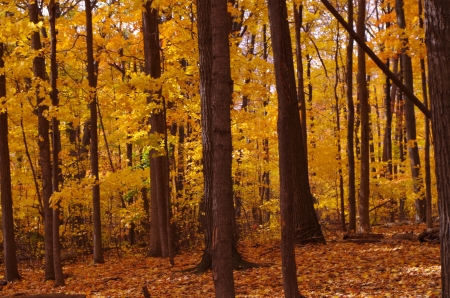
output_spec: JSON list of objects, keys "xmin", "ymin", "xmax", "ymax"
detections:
[
  {"xmin": 142, "ymin": 1, "xmax": 171, "ymax": 259},
  {"xmin": 49, "ymin": 0, "xmax": 65, "ymax": 286},
  {"xmin": 346, "ymin": 0, "xmax": 357, "ymax": 232},
  {"xmin": 268, "ymin": 0, "xmax": 309, "ymax": 295},
  {"xmin": 85, "ymin": 0, "xmax": 104, "ymax": 263},
  {"xmin": 0, "ymin": 42, "xmax": 21, "ymax": 282},
  {"xmin": 424, "ymin": 1, "xmax": 450, "ymax": 295},
  {"xmin": 209, "ymin": 0, "xmax": 236, "ymax": 293},
  {"xmin": 194, "ymin": 0, "xmax": 253, "ymax": 273},
  {"xmin": 29, "ymin": 0, "xmax": 55, "ymax": 279},
  {"xmin": 395, "ymin": 0, "xmax": 424, "ymax": 222},
  {"xmin": 357, "ymin": 0, "xmax": 370, "ymax": 233}
]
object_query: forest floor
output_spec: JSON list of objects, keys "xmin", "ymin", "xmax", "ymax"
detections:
[{"xmin": 0, "ymin": 224, "xmax": 441, "ymax": 297}]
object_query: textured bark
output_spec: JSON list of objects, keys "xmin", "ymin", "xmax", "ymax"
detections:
[
  {"xmin": 143, "ymin": 1, "xmax": 170, "ymax": 258},
  {"xmin": 84, "ymin": 0, "xmax": 104, "ymax": 263},
  {"xmin": 418, "ymin": 0, "xmax": 432, "ymax": 229},
  {"xmin": 29, "ymin": 1, "xmax": 55, "ymax": 279},
  {"xmin": 424, "ymin": 2, "xmax": 450, "ymax": 295},
  {"xmin": 357, "ymin": 0, "xmax": 371, "ymax": 233},
  {"xmin": 209, "ymin": 0, "xmax": 236, "ymax": 294},
  {"xmin": 0, "ymin": 43, "xmax": 21, "ymax": 282},
  {"xmin": 49, "ymin": 0, "xmax": 65, "ymax": 286},
  {"xmin": 268, "ymin": 0, "xmax": 309, "ymax": 295},
  {"xmin": 194, "ymin": 0, "xmax": 250, "ymax": 275},
  {"xmin": 396, "ymin": 0, "xmax": 425, "ymax": 222},
  {"xmin": 294, "ymin": 5, "xmax": 307, "ymax": 158},
  {"xmin": 346, "ymin": 0, "xmax": 356, "ymax": 232}
]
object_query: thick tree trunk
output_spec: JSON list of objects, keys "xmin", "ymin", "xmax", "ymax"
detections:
[
  {"xmin": 357, "ymin": 0, "xmax": 370, "ymax": 233},
  {"xmin": 0, "ymin": 43, "xmax": 21, "ymax": 282},
  {"xmin": 143, "ymin": 1, "xmax": 170, "ymax": 258},
  {"xmin": 396, "ymin": 0, "xmax": 425, "ymax": 222},
  {"xmin": 29, "ymin": 1, "xmax": 55, "ymax": 279},
  {"xmin": 208, "ymin": 0, "xmax": 236, "ymax": 295},
  {"xmin": 49, "ymin": 0, "xmax": 65, "ymax": 286},
  {"xmin": 346, "ymin": 0, "xmax": 356, "ymax": 232},
  {"xmin": 84, "ymin": 0, "xmax": 104, "ymax": 263},
  {"xmin": 194, "ymin": 0, "xmax": 251, "ymax": 274},
  {"xmin": 268, "ymin": 0, "xmax": 310, "ymax": 295},
  {"xmin": 424, "ymin": 2, "xmax": 450, "ymax": 295}
]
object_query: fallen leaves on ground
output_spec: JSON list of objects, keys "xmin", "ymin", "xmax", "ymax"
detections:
[{"xmin": 0, "ymin": 224, "xmax": 441, "ymax": 297}]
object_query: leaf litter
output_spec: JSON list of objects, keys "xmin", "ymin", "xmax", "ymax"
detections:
[{"xmin": 0, "ymin": 224, "xmax": 440, "ymax": 297}]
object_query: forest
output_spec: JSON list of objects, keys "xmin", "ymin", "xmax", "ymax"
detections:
[{"xmin": 1, "ymin": 0, "xmax": 450, "ymax": 296}]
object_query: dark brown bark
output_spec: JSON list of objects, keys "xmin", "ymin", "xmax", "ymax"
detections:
[
  {"xmin": 49, "ymin": 0, "xmax": 65, "ymax": 286},
  {"xmin": 357, "ymin": 0, "xmax": 370, "ymax": 233},
  {"xmin": 346, "ymin": 0, "xmax": 356, "ymax": 232},
  {"xmin": 84, "ymin": 0, "xmax": 104, "ymax": 263},
  {"xmin": 208, "ymin": 0, "xmax": 236, "ymax": 294},
  {"xmin": 333, "ymin": 24, "xmax": 345, "ymax": 231},
  {"xmin": 294, "ymin": 5, "xmax": 307, "ymax": 157},
  {"xmin": 396, "ymin": 0, "xmax": 425, "ymax": 223},
  {"xmin": 29, "ymin": 1, "xmax": 55, "ymax": 279},
  {"xmin": 268, "ymin": 0, "xmax": 309, "ymax": 296},
  {"xmin": 194, "ymin": 0, "xmax": 251, "ymax": 274},
  {"xmin": 418, "ymin": 0, "xmax": 432, "ymax": 229},
  {"xmin": 424, "ymin": 1, "xmax": 450, "ymax": 295},
  {"xmin": 143, "ymin": 1, "xmax": 170, "ymax": 258},
  {"xmin": 0, "ymin": 43, "xmax": 21, "ymax": 282}
]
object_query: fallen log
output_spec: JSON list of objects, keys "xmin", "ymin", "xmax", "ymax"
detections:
[
  {"xmin": 418, "ymin": 228, "xmax": 440, "ymax": 243},
  {"xmin": 343, "ymin": 233, "xmax": 384, "ymax": 243},
  {"xmin": 392, "ymin": 232, "xmax": 417, "ymax": 241},
  {"xmin": 6, "ymin": 294, "xmax": 86, "ymax": 298}
]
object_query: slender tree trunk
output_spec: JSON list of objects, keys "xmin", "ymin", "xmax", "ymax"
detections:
[
  {"xmin": 346, "ymin": 0, "xmax": 356, "ymax": 232},
  {"xmin": 294, "ymin": 4, "xmax": 307, "ymax": 157},
  {"xmin": 49, "ymin": 0, "xmax": 65, "ymax": 285},
  {"xmin": 396, "ymin": 0, "xmax": 425, "ymax": 222},
  {"xmin": 357, "ymin": 0, "xmax": 371, "ymax": 233},
  {"xmin": 29, "ymin": 1, "xmax": 55, "ymax": 279},
  {"xmin": 268, "ymin": 0, "xmax": 311, "ymax": 296},
  {"xmin": 0, "ymin": 42, "xmax": 21, "ymax": 282},
  {"xmin": 143, "ymin": 1, "xmax": 170, "ymax": 258},
  {"xmin": 85, "ymin": 0, "xmax": 104, "ymax": 263},
  {"xmin": 418, "ymin": 0, "xmax": 432, "ymax": 229},
  {"xmin": 424, "ymin": 2, "xmax": 450, "ymax": 295},
  {"xmin": 333, "ymin": 24, "xmax": 345, "ymax": 231}
]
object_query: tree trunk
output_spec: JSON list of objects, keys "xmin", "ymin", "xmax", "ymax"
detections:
[
  {"xmin": 209, "ymin": 0, "xmax": 236, "ymax": 294},
  {"xmin": 49, "ymin": 0, "xmax": 65, "ymax": 286},
  {"xmin": 29, "ymin": 1, "xmax": 55, "ymax": 279},
  {"xmin": 346, "ymin": 0, "xmax": 356, "ymax": 232},
  {"xmin": 84, "ymin": 0, "xmax": 104, "ymax": 263},
  {"xmin": 396, "ymin": 0, "xmax": 425, "ymax": 222},
  {"xmin": 268, "ymin": 0, "xmax": 310, "ymax": 295},
  {"xmin": 357, "ymin": 0, "xmax": 371, "ymax": 233},
  {"xmin": 294, "ymin": 4, "xmax": 307, "ymax": 158},
  {"xmin": 0, "ymin": 42, "xmax": 21, "ymax": 282},
  {"xmin": 194, "ymin": 0, "xmax": 250, "ymax": 274},
  {"xmin": 418, "ymin": 0, "xmax": 432, "ymax": 229},
  {"xmin": 143, "ymin": 1, "xmax": 170, "ymax": 258},
  {"xmin": 333, "ymin": 24, "xmax": 346, "ymax": 231},
  {"xmin": 424, "ymin": 2, "xmax": 450, "ymax": 295}
]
